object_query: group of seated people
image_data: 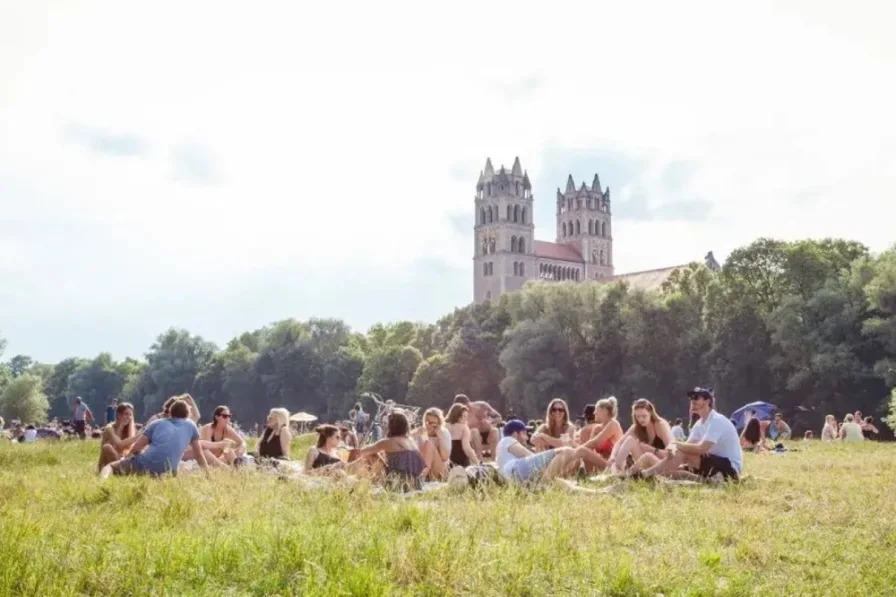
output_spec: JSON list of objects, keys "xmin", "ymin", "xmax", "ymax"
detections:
[
  {"xmin": 738, "ymin": 410, "xmax": 881, "ymax": 451},
  {"xmin": 95, "ymin": 386, "xmax": 745, "ymax": 490}
]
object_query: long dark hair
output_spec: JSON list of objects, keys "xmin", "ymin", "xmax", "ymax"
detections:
[
  {"xmin": 743, "ymin": 418, "xmax": 761, "ymax": 444},
  {"xmin": 315, "ymin": 424, "xmax": 340, "ymax": 448}
]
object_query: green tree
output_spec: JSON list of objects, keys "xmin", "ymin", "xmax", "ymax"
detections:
[
  {"xmin": 0, "ymin": 374, "xmax": 50, "ymax": 423},
  {"xmin": 357, "ymin": 345, "xmax": 422, "ymax": 403},
  {"xmin": 43, "ymin": 357, "xmax": 87, "ymax": 418},
  {"xmin": 7, "ymin": 354, "xmax": 34, "ymax": 378}
]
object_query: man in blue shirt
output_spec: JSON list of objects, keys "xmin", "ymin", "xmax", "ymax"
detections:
[
  {"xmin": 105, "ymin": 399, "xmax": 118, "ymax": 425},
  {"xmin": 100, "ymin": 398, "xmax": 208, "ymax": 478}
]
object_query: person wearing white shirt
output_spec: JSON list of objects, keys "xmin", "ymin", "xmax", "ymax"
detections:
[
  {"xmin": 642, "ymin": 387, "xmax": 742, "ymax": 482},
  {"xmin": 670, "ymin": 418, "xmax": 686, "ymax": 442},
  {"xmin": 411, "ymin": 407, "xmax": 451, "ymax": 480}
]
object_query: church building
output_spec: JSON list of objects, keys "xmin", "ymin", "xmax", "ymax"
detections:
[{"xmin": 473, "ymin": 157, "xmax": 719, "ymax": 303}]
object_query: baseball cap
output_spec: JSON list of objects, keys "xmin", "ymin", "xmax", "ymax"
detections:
[
  {"xmin": 503, "ymin": 419, "xmax": 527, "ymax": 437},
  {"xmin": 686, "ymin": 387, "xmax": 714, "ymax": 400}
]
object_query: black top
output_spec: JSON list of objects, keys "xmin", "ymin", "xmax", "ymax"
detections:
[
  {"xmin": 450, "ymin": 439, "xmax": 470, "ymax": 468},
  {"xmin": 651, "ymin": 434, "xmax": 666, "ymax": 450},
  {"xmin": 311, "ymin": 450, "xmax": 342, "ymax": 469},
  {"xmin": 258, "ymin": 427, "xmax": 286, "ymax": 459}
]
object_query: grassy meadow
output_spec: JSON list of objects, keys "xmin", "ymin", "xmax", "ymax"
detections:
[{"xmin": 0, "ymin": 437, "xmax": 894, "ymax": 596}]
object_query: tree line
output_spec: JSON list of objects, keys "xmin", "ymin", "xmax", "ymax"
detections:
[{"xmin": 2, "ymin": 237, "xmax": 896, "ymax": 435}]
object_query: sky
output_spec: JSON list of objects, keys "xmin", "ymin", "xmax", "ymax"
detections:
[{"xmin": 1, "ymin": 0, "xmax": 895, "ymax": 363}]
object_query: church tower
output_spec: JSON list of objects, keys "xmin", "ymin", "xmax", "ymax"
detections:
[
  {"xmin": 473, "ymin": 157, "xmax": 535, "ymax": 303},
  {"xmin": 556, "ymin": 173, "xmax": 614, "ymax": 279}
]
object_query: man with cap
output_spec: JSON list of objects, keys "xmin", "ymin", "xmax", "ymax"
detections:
[
  {"xmin": 495, "ymin": 419, "xmax": 584, "ymax": 484},
  {"xmin": 641, "ymin": 387, "xmax": 742, "ymax": 482}
]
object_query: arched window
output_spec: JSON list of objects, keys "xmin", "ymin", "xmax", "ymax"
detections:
[
  {"xmin": 513, "ymin": 262, "xmax": 519, "ymax": 276},
  {"xmin": 511, "ymin": 236, "xmax": 518, "ymax": 252},
  {"xmin": 600, "ymin": 250, "xmax": 605, "ymax": 265},
  {"xmin": 601, "ymin": 222, "xmax": 607, "ymax": 237},
  {"xmin": 576, "ymin": 199, "xmax": 582, "ymax": 210},
  {"xmin": 489, "ymin": 262, "xmax": 494, "ymax": 275},
  {"xmin": 483, "ymin": 262, "xmax": 488, "ymax": 276},
  {"xmin": 513, "ymin": 205, "xmax": 520, "ymax": 222},
  {"xmin": 575, "ymin": 220, "xmax": 581, "ymax": 235},
  {"xmin": 520, "ymin": 262, "xmax": 525, "ymax": 276},
  {"xmin": 481, "ymin": 239, "xmax": 488, "ymax": 255},
  {"xmin": 567, "ymin": 198, "xmax": 573, "ymax": 211},
  {"xmin": 489, "ymin": 238, "xmax": 496, "ymax": 254},
  {"xmin": 480, "ymin": 208, "xmax": 486, "ymax": 225},
  {"xmin": 506, "ymin": 205, "xmax": 511, "ymax": 221},
  {"xmin": 588, "ymin": 220, "xmax": 594, "ymax": 235},
  {"xmin": 487, "ymin": 183, "xmax": 491, "ymax": 196},
  {"xmin": 521, "ymin": 207, "xmax": 527, "ymax": 224},
  {"xmin": 487, "ymin": 206, "xmax": 493, "ymax": 223},
  {"xmin": 518, "ymin": 238, "xmax": 525, "ymax": 253},
  {"xmin": 562, "ymin": 222, "xmax": 567, "ymax": 237},
  {"xmin": 515, "ymin": 182, "xmax": 520, "ymax": 196}
]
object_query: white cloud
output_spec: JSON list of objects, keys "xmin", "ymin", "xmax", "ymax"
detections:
[{"xmin": 1, "ymin": 0, "xmax": 895, "ymax": 360}]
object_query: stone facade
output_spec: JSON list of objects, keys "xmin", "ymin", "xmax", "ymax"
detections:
[{"xmin": 473, "ymin": 157, "xmax": 720, "ymax": 303}]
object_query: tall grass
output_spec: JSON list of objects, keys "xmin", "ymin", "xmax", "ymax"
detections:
[{"xmin": 0, "ymin": 439, "xmax": 894, "ymax": 596}]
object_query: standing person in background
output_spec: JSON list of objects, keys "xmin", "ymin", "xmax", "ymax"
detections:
[
  {"xmin": 105, "ymin": 399, "xmax": 118, "ymax": 425},
  {"xmin": 670, "ymin": 418, "xmax": 686, "ymax": 441},
  {"xmin": 72, "ymin": 397, "xmax": 93, "ymax": 439}
]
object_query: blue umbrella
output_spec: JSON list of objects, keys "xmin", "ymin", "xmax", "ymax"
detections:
[{"xmin": 730, "ymin": 401, "xmax": 777, "ymax": 430}]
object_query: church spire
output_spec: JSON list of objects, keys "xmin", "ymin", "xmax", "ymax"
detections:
[
  {"xmin": 565, "ymin": 174, "xmax": 575, "ymax": 193},
  {"xmin": 592, "ymin": 173, "xmax": 602, "ymax": 193},
  {"xmin": 484, "ymin": 158, "xmax": 495, "ymax": 178},
  {"xmin": 511, "ymin": 156, "xmax": 523, "ymax": 176}
]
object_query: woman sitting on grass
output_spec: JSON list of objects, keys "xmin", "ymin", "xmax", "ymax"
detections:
[
  {"xmin": 740, "ymin": 417, "xmax": 767, "ymax": 452},
  {"xmin": 821, "ymin": 415, "xmax": 838, "ymax": 441},
  {"xmin": 608, "ymin": 398, "xmax": 672, "ymax": 475},
  {"xmin": 839, "ymin": 414, "xmax": 864, "ymax": 442},
  {"xmin": 255, "ymin": 408, "xmax": 293, "ymax": 462},
  {"xmin": 305, "ymin": 424, "xmax": 351, "ymax": 472},
  {"xmin": 358, "ymin": 411, "xmax": 425, "ymax": 491},
  {"xmin": 98, "ymin": 402, "xmax": 142, "ymax": 471},
  {"xmin": 199, "ymin": 405, "xmax": 246, "ymax": 464},
  {"xmin": 531, "ymin": 399, "xmax": 575, "ymax": 452},
  {"xmin": 147, "ymin": 394, "xmax": 201, "ymax": 426},
  {"xmin": 411, "ymin": 408, "xmax": 450, "ymax": 481},
  {"xmin": 579, "ymin": 397, "xmax": 624, "ymax": 472},
  {"xmin": 445, "ymin": 403, "xmax": 480, "ymax": 468}
]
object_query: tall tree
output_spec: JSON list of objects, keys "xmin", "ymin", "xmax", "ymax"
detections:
[{"xmin": 1, "ymin": 374, "xmax": 50, "ymax": 423}]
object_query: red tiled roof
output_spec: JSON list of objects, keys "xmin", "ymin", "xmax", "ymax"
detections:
[{"xmin": 534, "ymin": 241, "xmax": 583, "ymax": 263}]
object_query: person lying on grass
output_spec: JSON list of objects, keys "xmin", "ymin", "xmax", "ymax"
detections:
[
  {"xmin": 97, "ymin": 402, "xmax": 142, "ymax": 472},
  {"xmin": 640, "ymin": 387, "xmax": 742, "ymax": 483},
  {"xmin": 100, "ymin": 398, "xmax": 208, "ymax": 478}
]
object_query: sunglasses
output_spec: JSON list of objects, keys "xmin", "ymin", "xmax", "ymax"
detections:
[
  {"xmin": 550, "ymin": 407, "xmax": 566, "ymax": 413},
  {"xmin": 219, "ymin": 413, "xmax": 232, "ymax": 419}
]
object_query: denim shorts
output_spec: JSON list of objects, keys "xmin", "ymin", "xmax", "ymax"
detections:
[{"xmin": 504, "ymin": 449, "xmax": 557, "ymax": 483}]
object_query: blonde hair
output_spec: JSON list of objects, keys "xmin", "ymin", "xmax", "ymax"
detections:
[
  {"xmin": 268, "ymin": 408, "xmax": 290, "ymax": 428},
  {"xmin": 844, "ymin": 413, "xmax": 855, "ymax": 423},
  {"xmin": 423, "ymin": 407, "xmax": 445, "ymax": 427},
  {"xmin": 596, "ymin": 396, "xmax": 618, "ymax": 419}
]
